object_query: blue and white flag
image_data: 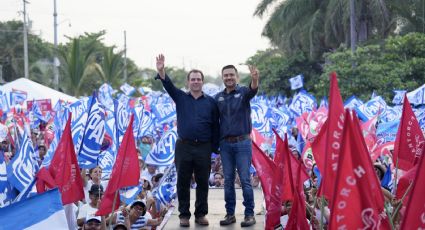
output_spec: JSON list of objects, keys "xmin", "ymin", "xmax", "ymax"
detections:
[
  {"xmin": 269, "ymin": 107, "xmax": 291, "ymax": 130},
  {"xmin": 289, "ymin": 74, "xmax": 304, "ymax": 90},
  {"xmin": 376, "ymin": 120, "xmax": 400, "ymax": 145},
  {"xmin": 66, "ymin": 97, "xmax": 90, "ymax": 154},
  {"xmin": 407, "ymin": 84, "xmax": 425, "ymax": 106},
  {"xmin": 414, "ymin": 106, "xmax": 425, "ymax": 130},
  {"xmin": 145, "ymin": 127, "xmax": 177, "ymax": 166},
  {"xmin": 98, "ymin": 83, "xmax": 114, "ymax": 108},
  {"xmin": 7, "ymin": 134, "xmax": 38, "ymax": 191},
  {"xmin": 13, "ymin": 178, "xmax": 37, "ymax": 204},
  {"xmin": 392, "ymin": 90, "xmax": 407, "ymax": 105},
  {"xmin": 381, "ymin": 106, "xmax": 402, "ymax": 123},
  {"xmin": 0, "ymin": 91, "xmax": 10, "ymax": 113},
  {"xmin": 151, "ymin": 103, "xmax": 176, "ymax": 125},
  {"xmin": 250, "ymin": 103, "xmax": 271, "ymax": 134},
  {"xmin": 120, "ymin": 183, "xmax": 143, "ymax": 205},
  {"xmin": 289, "ymin": 90, "xmax": 316, "ymax": 117},
  {"xmin": 40, "ymin": 129, "xmax": 60, "ymax": 169},
  {"xmin": 133, "ymin": 108, "xmax": 154, "ymax": 139},
  {"xmin": 114, "ymin": 99, "xmax": 130, "ymax": 143},
  {"xmin": 0, "ymin": 154, "xmax": 18, "ymax": 207},
  {"xmin": 9, "ymin": 89, "xmax": 27, "ymax": 106},
  {"xmin": 153, "ymin": 164, "xmax": 177, "ymax": 206},
  {"xmin": 344, "ymin": 95, "xmax": 364, "ymax": 109},
  {"xmin": 78, "ymin": 93, "xmax": 106, "ymax": 167},
  {"xmin": 98, "ymin": 149, "xmax": 115, "ymax": 180},
  {"xmin": 355, "ymin": 96, "xmax": 387, "ymax": 121},
  {"xmin": 120, "ymin": 83, "xmax": 136, "ymax": 96},
  {"xmin": 0, "ymin": 188, "xmax": 68, "ymax": 229},
  {"xmin": 319, "ymin": 96, "xmax": 328, "ymax": 108}
]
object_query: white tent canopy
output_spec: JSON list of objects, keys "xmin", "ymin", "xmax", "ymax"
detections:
[{"xmin": 0, "ymin": 78, "xmax": 77, "ymax": 106}]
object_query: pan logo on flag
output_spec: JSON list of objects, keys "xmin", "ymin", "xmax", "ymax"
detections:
[
  {"xmin": 148, "ymin": 128, "xmax": 177, "ymax": 165},
  {"xmin": 117, "ymin": 104, "xmax": 129, "ymax": 133},
  {"xmin": 251, "ymin": 104, "xmax": 268, "ymax": 132}
]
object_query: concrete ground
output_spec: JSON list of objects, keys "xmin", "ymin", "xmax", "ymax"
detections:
[{"xmin": 161, "ymin": 187, "xmax": 265, "ymax": 230}]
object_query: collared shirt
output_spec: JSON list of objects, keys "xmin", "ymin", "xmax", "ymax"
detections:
[
  {"xmin": 159, "ymin": 74, "xmax": 220, "ymax": 150},
  {"xmin": 215, "ymin": 84, "xmax": 258, "ymax": 139}
]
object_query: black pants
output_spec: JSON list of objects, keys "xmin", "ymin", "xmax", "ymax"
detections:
[{"xmin": 174, "ymin": 139, "xmax": 211, "ymax": 219}]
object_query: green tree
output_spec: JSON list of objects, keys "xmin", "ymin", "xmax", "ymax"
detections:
[
  {"xmin": 254, "ymin": 0, "xmax": 393, "ymax": 60},
  {"xmin": 245, "ymin": 49, "xmax": 322, "ymax": 97},
  {"xmin": 0, "ymin": 20, "xmax": 53, "ymax": 83},
  {"xmin": 316, "ymin": 33, "xmax": 425, "ymax": 102},
  {"xmin": 94, "ymin": 47, "xmax": 124, "ymax": 88},
  {"xmin": 58, "ymin": 37, "xmax": 98, "ymax": 96}
]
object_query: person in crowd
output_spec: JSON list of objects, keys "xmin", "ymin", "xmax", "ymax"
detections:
[
  {"xmin": 141, "ymin": 164, "xmax": 157, "ymax": 182},
  {"xmin": 81, "ymin": 166, "xmax": 108, "ymax": 202},
  {"xmin": 77, "ymin": 184, "xmax": 104, "ymax": 227},
  {"xmin": 111, "ymin": 200, "xmax": 162, "ymax": 230},
  {"xmin": 215, "ymin": 64, "xmax": 259, "ymax": 227},
  {"xmin": 138, "ymin": 136, "xmax": 153, "ymax": 160},
  {"xmin": 82, "ymin": 215, "xmax": 106, "ymax": 230},
  {"xmin": 155, "ymin": 54, "xmax": 219, "ymax": 227},
  {"xmin": 35, "ymin": 143, "xmax": 46, "ymax": 166},
  {"xmin": 211, "ymin": 172, "xmax": 224, "ymax": 188}
]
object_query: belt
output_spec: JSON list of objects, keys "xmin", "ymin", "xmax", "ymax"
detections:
[
  {"xmin": 178, "ymin": 138, "xmax": 210, "ymax": 146},
  {"xmin": 224, "ymin": 134, "xmax": 250, "ymax": 143}
]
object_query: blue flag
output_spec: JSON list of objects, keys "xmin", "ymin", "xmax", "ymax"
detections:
[
  {"xmin": 289, "ymin": 90, "xmax": 316, "ymax": 117},
  {"xmin": 120, "ymin": 183, "xmax": 143, "ymax": 205},
  {"xmin": 380, "ymin": 164, "xmax": 393, "ymax": 191},
  {"xmin": 392, "ymin": 90, "xmax": 406, "ymax": 105},
  {"xmin": 289, "ymin": 74, "xmax": 304, "ymax": 90},
  {"xmin": 344, "ymin": 95, "xmax": 364, "ymax": 109},
  {"xmin": 7, "ymin": 133, "xmax": 38, "ymax": 191},
  {"xmin": 145, "ymin": 127, "xmax": 177, "ymax": 166},
  {"xmin": 78, "ymin": 93, "xmax": 106, "ymax": 167},
  {"xmin": 0, "ymin": 153, "xmax": 18, "ymax": 207},
  {"xmin": 407, "ymin": 84, "xmax": 425, "ymax": 106},
  {"xmin": 355, "ymin": 96, "xmax": 387, "ymax": 121},
  {"xmin": 153, "ymin": 164, "xmax": 177, "ymax": 205}
]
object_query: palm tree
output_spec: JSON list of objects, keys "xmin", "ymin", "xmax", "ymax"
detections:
[
  {"xmin": 58, "ymin": 38, "xmax": 97, "ymax": 96},
  {"xmin": 93, "ymin": 47, "xmax": 124, "ymax": 88},
  {"xmin": 254, "ymin": 0, "xmax": 394, "ymax": 60}
]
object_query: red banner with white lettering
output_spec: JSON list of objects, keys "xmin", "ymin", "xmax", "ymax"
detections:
[
  {"xmin": 311, "ymin": 72, "xmax": 345, "ymax": 201},
  {"xmin": 329, "ymin": 110, "xmax": 390, "ymax": 229},
  {"xmin": 393, "ymin": 95, "xmax": 425, "ymax": 171}
]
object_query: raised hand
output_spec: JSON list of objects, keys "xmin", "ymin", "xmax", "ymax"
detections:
[
  {"xmin": 248, "ymin": 65, "xmax": 259, "ymax": 89},
  {"xmin": 156, "ymin": 54, "xmax": 166, "ymax": 79}
]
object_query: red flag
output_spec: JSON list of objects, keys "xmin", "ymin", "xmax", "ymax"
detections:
[
  {"xmin": 395, "ymin": 166, "xmax": 417, "ymax": 201},
  {"xmin": 393, "ymin": 95, "xmax": 425, "ymax": 171},
  {"xmin": 36, "ymin": 167, "xmax": 56, "ymax": 193},
  {"xmin": 252, "ymin": 141, "xmax": 281, "ymax": 230},
  {"xmin": 273, "ymin": 130, "xmax": 294, "ymax": 202},
  {"xmin": 400, "ymin": 145, "xmax": 425, "ymax": 229},
  {"xmin": 286, "ymin": 165, "xmax": 311, "ymax": 230},
  {"xmin": 311, "ymin": 72, "xmax": 345, "ymax": 201},
  {"xmin": 48, "ymin": 113, "xmax": 84, "ymax": 205},
  {"xmin": 329, "ymin": 110, "xmax": 390, "ymax": 229},
  {"xmin": 96, "ymin": 114, "xmax": 140, "ymax": 216},
  {"xmin": 251, "ymin": 128, "xmax": 266, "ymax": 147}
]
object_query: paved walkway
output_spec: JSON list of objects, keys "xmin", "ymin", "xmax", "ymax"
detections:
[{"xmin": 162, "ymin": 187, "xmax": 265, "ymax": 230}]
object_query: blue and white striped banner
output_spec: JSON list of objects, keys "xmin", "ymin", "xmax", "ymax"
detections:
[
  {"xmin": 98, "ymin": 83, "xmax": 114, "ymax": 108},
  {"xmin": 78, "ymin": 93, "xmax": 105, "ymax": 167},
  {"xmin": 7, "ymin": 133, "xmax": 38, "ymax": 191},
  {"xmin": 67, "ymin": 97, "xmax": 90, "ymax": 154},
  {"xmin": 0, "ymin": 154, "xmax": 18, "ymax": 207},
  {"xmin": 145, "ymin": 127, "xmax": 177, "ymax": 166}
]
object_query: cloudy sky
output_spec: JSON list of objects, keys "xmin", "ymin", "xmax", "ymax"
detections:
[{"xmin": 1, "ymin": 0, "xmax": 271, "ymax": 77}]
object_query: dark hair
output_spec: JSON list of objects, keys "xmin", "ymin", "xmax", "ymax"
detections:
[
  {"xmin": 221, "ymin": 65, "xmax": 238, "ymax": 74},
  {"xmin": 186, "ymin": 69, "xmax": 204, "ymax": 81},
  {"xmin": 131, "ymin": 201, "xmax": 146, "ymax": 216},
  {"xmin": 153, "ymin": 173, "xmax": 164, "ymax": 183},
  {"xmin": 38, "ymin": 145, "xmax": 46, "ymax": 151}
]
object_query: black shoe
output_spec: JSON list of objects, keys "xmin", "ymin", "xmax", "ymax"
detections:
[
  {"xmin": 219, "ymin": 214, "xmax": 236, "ymax": 226},
  {"xmin": 241, "ymin": 216, "xmax": 256, "ymax": 227}
]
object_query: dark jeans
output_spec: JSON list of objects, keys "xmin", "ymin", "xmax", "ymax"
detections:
[
  {"xmin": 174, "ymin": 139, "xmax": 211, "ymax": 219},
  {"xmin": 220, "ymin": 138, "xmax": 255, "ymax": 216}
]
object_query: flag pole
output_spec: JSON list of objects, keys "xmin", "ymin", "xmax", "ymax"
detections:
[
  {"xmin": 392, "ymin": 158, "xmax": 399, "ymax": 196},
  {"xmin": 108, "ymin": 190, "xmax": 119, "ymax": 229}
]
